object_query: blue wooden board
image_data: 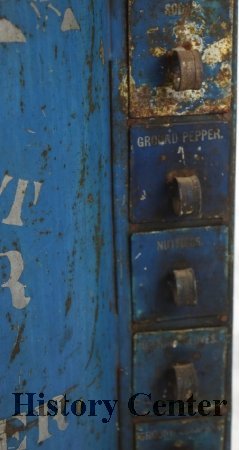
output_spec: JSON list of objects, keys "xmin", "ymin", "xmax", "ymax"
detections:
[
  {"xmin": 130, "ymin": 121, "xmax": 230, "ymax": 223},
  {"xmin": 129, "ymin": 0, "xmax": 234, "ymax": 116},
  {"xmin": 135, "ymin": 418, "xmax": 225, "ymax": 450},
  {"xmin": 133, "ymin": 328, "xmax": 227, "ymax": 415},
  {"xmin": 0, "ymin": 1, "xmax": 117, "ymax": 449},
  {"xmin": 131, "ymin": 226, "xmax": 228, "ymax": 322}
]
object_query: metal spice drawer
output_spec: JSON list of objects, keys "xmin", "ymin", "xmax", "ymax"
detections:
[
  {"xmin": 131, "ymin": 226, "xmax": 228, "ymax": 322},
  {"xmin": 130, "ymin": 121, "xmax": 230, "ymax": 224},
  {"xmin": 128, "ymin": 0, "xmax": 233, "ymax": 117},
  {"xmin": 133, "ymin": 328, "xmax": 227, "ymax": 416}
]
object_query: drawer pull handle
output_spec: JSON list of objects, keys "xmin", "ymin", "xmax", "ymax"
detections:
[
  {"xmin": 168, "ymin": 47, "xmax": 203, "ymax": 91},
  {"xmin": 170, "ymin": 362, "xmax": 198, "ymax": 401},
  {"xmin": 169, "ymin": 174, "xmax": 202, "ymax": 217},
  {"xmin": 168, "ymin": 268, "xmax": 197, "ymax": 306},
  {"xmin": 171, "ymin": 444, "xmax": 194, "ymax": 450}
]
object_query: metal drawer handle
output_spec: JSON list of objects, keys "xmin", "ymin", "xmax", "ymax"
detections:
[
  {"xmin": 168, "ymin": 268, "xmax": 197, "ymax": 307},
  {"xmin": 168, "ymin": 47, "xmax": 203, "ymax": 91},
  {"xmin": 171, "ymin": 444, "xmax": 194, "ymax": 450},
  {"xmin": 170, "ymin": 362, "xmax": 198, "ymax": 401},
  {"xmin": 169, "ymin": 174, "xmax": 202, "ymax": 217}
]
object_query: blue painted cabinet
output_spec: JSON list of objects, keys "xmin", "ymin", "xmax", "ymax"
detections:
[
  {"xmin": 111, "ymin": 0, "xmax": 236, "ymax": 449},
  {"xmin": 0, "ymin": 0, "xmax": 236, "ymax": 449},
  {"xmin": 0, "ymin": 1, "xmax": 117, "ymax": 449}
]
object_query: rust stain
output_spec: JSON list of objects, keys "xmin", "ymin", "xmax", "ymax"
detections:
[
  {"xmin": 19, "ymin": 64, "xmax": 25, "ymax": 87},
  {"xmin": 118, "ymin": 71, "xmax": 129, "ymax": 114},
  {"xmin": 128, "ymin": 1, "xmax": 233, "ymax": 117},
  {"xmin": 87, "ymin": 193, "xmax": 94, "ymax": 203},
  {"xmin": 5, "ymin": 417, "xmax": 37, "ymax": 438},
  {"xmin": 194, "ymin": 96, "xmax": 231, "ymax": 114},
  {"xmin": 86, "ymin": 0, "xmax": 96, "ymax": 117},
  {"xmin": 215, "ymin": 63, "xmax": 232, "ymax": 89},
  {"xmin": 150, "ymin": 46, "xmax": 166, "ymax": 57},
  {"xmin": 99, "ymin": 39, "xmax": 105, "ymax": 65},
  {"xmin": 202, "ymin": 35, "xmax": 232, "ymax": 65},
  {"xmin": 128, "ymin": 74, "xmax": 231, "ymax": 117},
  {"xmin": 10, "ymin": 323, "xmax": 25, "ymax": 363},
  {"xmin": 147, "ymin": 27, "xmax": 160, "ymax": 35},
  {"xmin": 65, "ymin": 295, "xmax": 72, "ymax": 316}
]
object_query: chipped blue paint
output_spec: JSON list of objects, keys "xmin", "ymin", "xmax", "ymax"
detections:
[{"xmin": 0, "ymin": 1, "xmax": 117, "ymax": 449}]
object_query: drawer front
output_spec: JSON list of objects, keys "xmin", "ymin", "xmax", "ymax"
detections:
[
  {"xmin": 133, "ymin": 328, "xmax": 227, "ymax": 415},
  {"xmin": 131, "ymin": 227, "xmax": 228, "ymax": 322},
  {"xmin": 130, "ymin": 121, "xmax": 230, "ymax": 224},
  {"xmin": 128, "ymin": 0, "xmax": 233, "ymax": 117},
  {"xmin": 135, "ymin": 419, "xmax": 225, "ymax": 450}
]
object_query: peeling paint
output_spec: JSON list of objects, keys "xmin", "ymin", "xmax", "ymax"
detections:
[
  {"xmin": 173, "ymin": 20, "xmax": 205, "ymax": 52},
  {"xmin": 129, "ymin": 75, "xmax": 209, "ymax": 117},
  {"xmin": 150, "ymin": 46, "xmax": 165, "ymax": 57},
  {"xmin": 118, "ymin": 72, "xmax": 129, "ymax": 113},
  {"xmin": 215, "ymin": 63, "xmax": 232, "ymax": 89},
  {"xmin": 147, "ymin": 27, "xmax": 159, "ymax": 34},
  {"xmin": 202, "ymin": 36, "xmax": 232, "ymax": 65},
  {"xmin": 129, "ymin": 0, "xmax": 233, "ymax": 116},
  {"xmin": 127, "ymin": 72, "xmax": 232, "ymax": 117}
]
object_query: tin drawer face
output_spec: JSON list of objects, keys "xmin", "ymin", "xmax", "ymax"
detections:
[
  {"xmin": 135, "ymin": 419, "xmax": 225, "ymax": 450},
  {"xmin": 131, "ymin": 227, "xmax": 228, "ymax": 322},
  {"xmin": 128, "ymin": 0, "xmax": 233, "ymax": 117},
  {"xmin": 133, "ymin": 328, "xmax": 227, "ymax": 414},
  {"xmin": 130, "ymin": 122, "xmax": 230, "ymax": 224}
]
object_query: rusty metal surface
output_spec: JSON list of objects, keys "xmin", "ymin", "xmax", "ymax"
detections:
[
  {"xmin": 127, "ymin": 0, "xmax": 234, "ymax": 117},
  {"xmin": 168, "ymin": 268, "xmax": 198, "ymax": 307},
  {"xmin": 169, "ymin": 47, "xmax": 203, "ymax": 91}
]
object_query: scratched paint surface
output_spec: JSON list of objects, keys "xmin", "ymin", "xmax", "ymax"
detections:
[
  {"xmin": 130, "ymin": 120, "xmax": 230, "ymax": 223},
  {"xmin": 135, "ymin": 419, "xmax": 225, "ymax": 450},
  {"xmin": 131, "ymin": 226, "xmax": 228, "ymax": 322},
  {"xmin": 0, "ymin": 1, "xmax": 117, "ymax": 449},
  {"xmin": 128, "ymin": 0, "xmax": 233, "ymax": 116}
]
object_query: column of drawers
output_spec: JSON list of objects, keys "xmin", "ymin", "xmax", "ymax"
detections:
[{"xmin": 127, "ymin": 1, "xmax": 235, "ymax": 448}]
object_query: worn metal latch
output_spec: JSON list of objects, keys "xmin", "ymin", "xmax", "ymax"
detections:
[
  {"xmin": 169, "ymin": 362, "xmax": 198, "ymax": 401},
  {"xmin": 168, "ymin": 268, "xmax": 198, "ymax": 307},
  {"xmin": 168, "ymin": 47, "xmax": 203, "ymax": 91},
  {"xmin": 168, "ymin": 174, "xmax": 202, "ymax": 217}
]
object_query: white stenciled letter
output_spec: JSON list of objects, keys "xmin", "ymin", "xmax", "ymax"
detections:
[
  {"xmin": 0, "ymin": 415, "xmax": 26, "ymax": 450},
  {"xmin": 36, "ymin": 395, "xmax": 69, "ymax": 444},
  {"xmin": 0, "ymin": 419, "xmax": 7, "ymax": 450},
  {"xmin": 0, "ymin": 175, "xmax": 43, "ymax": 226},
  {"xmin": 0, "ymin": 174, "xmax": 13, "ymax": 195},
  {"xmin": 0, "ymin": 251, "xmax": 30, "ymax": 309},
  {"xmin": 11, "ymin": 414, "xmax": 27, "ymax": 450},
  {"xmin": 2, "ymin": 179, "xmax": 29, "ymax": 226}
]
